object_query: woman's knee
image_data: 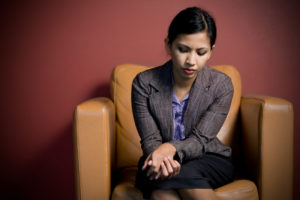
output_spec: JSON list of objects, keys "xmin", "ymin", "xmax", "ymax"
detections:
[
  {"xmin": 177, "ymin": 188, "xmax": 217, "ymax": 200},
  {"xmin": 151, "ymin": 189, "xmax": 180, "ymax": 200}
]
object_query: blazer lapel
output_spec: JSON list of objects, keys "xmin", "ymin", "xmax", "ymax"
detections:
[
  {"xmin": 147, "ymin": 64, "xmax": 213, "ymax": 141},
  {"xmin": 184, "ymin": 66, "xmax": 212, "ymax": 136},
  {"xmin": 148, "ymin": 62, "xmax": 174, "ymax": 142}
]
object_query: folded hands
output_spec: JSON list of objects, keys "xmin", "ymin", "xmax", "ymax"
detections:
[{"xmin": 142, "ymin": 143, "xmax": 181, "ymax": 180}]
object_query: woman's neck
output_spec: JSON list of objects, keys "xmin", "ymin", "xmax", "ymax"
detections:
[
  {"xmin": 172, "ymin": 73, "xmax": 197, "ymax": 101},
  {"xmin": 173, "ymin": 72, "xmax": 196, "ymax": 90}
]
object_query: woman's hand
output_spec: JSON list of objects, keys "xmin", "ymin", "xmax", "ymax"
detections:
[
  {"xmin": 160, "ymin": 156, "xmax": 181, "ymax": 179},
  {"xmin": 142, "ymin": 143, "xmax": 181, "ymax": 180}
]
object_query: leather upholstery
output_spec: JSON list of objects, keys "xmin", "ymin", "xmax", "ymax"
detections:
[
  {"xmin": 74, "ymin": 98, "xmax": 115, "ymax": 199},
  {"xmin": 74, "ymin": 64, "xmax": 293, "ymax": 200},
  {"xmin": 240, "ymin": 96, "xmax": 293, "ymax": 200}
]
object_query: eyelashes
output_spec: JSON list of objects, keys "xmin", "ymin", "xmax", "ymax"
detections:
[
  {"xmin": 177, "ymin": 46, "xmax": 207, "ymax": 56},
  {"xmin": 178, "ymin": 46, "xmax": 188, "ymax": 53},
  {"xmin": 197, "ymin": 51, "xmax": 207, "ymax": 56}
]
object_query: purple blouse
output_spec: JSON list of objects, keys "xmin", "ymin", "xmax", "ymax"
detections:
[{"xmin": 172, "ymin": 91, "xmax": 189, "ymax": 140}]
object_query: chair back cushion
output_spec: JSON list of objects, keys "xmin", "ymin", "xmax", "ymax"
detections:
[{"xmin": 110, "ymin": 64, "xmax": 241, "ymax": 169}]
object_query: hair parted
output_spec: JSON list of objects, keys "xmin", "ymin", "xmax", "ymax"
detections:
[{"xmin": 167, "ymin": 7, "xmax": 217, "ymax": 48}]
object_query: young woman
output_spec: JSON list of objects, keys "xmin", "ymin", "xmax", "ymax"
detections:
[{"xmin": 132, "ymin": 7, "xmax": 234, "ymax": 200}]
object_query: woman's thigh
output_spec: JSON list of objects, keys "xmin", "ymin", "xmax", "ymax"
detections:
[
  {"xmin": 137, "ymin": 153, "xmax": 234, "ymax": 198},
  {"xmin": 150, "ymin": 189, "xmax": 180, "ymax": 200},
  {"xmin": 177, "ymin": 188, "xmax": 218, "ymax": 200}
]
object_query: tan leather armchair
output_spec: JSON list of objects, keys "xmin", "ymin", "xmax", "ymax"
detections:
[{"xmin": 73, "ymin": 64, "xmax": 293, "ymax": 200}]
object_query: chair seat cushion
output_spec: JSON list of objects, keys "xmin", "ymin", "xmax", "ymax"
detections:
[{"xmin": 111, "ymin": 167, "xmax": 259, "ymax": 200}]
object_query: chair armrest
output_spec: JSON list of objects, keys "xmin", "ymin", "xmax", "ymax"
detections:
[
  {"xmin": 240, "ymin": 95, "xmax": 293, "ymax": 200},
  {"xmin": 73, "ymin": 97, "xmax": 115, "ymax": 200}
]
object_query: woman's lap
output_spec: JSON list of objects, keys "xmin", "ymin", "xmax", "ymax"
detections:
[{"xmin": 136, "ymin": 153, "xmax": 234, "ymax": 199}]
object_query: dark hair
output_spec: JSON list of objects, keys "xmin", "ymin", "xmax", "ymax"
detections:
[{"xmin": 167, "ymin": 7, "xmax": 217, "ymax": 48}]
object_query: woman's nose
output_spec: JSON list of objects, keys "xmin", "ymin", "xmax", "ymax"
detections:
[{"xmin": 186, "ymin": 53, "xmax": 196, "ymax": 65}]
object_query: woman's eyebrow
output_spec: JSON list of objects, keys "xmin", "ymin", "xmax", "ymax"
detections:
[
  {"xmin": 196, "ymin": 47, "xmax": 208, "ymax": 51},
  {"xmin": 177, "ymin": 43, "xmax": 191, "ymax": 49},
  {"xmin": 177, "ymin": 43, "xmax": 208, "ymax": 50}
]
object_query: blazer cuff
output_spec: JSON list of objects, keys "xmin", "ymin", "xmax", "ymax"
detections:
[
  {"xmin": 143, "ymin": 142, "xmax": 161, "ymax": 157},
  {"xmin": 168, "ymin": 140, "xmax": 185, "ymax": 163},
  {"xmin": 169, "ymin": 137, "xmax": 203, "ymax": 163}
]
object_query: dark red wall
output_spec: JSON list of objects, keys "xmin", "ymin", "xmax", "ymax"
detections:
[{"xmin": 1, "ymin": 1, "xmax": 299, "ymax": 199}]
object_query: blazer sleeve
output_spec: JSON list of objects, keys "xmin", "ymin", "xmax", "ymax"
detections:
[
  {"xmin": 169, "ymin": 76, "xmax": 233, "ymax": 162},
  {"xmin": 131, "ymin": 73, "xmax": 163, "ymax": 157}
]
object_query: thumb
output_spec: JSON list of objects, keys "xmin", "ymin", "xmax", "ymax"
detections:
[{"xmin": 142, "ymin": 155, "xmax": 152, "ymax": 170}]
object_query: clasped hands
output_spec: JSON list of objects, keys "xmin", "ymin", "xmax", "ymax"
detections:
[{"xmin": 142, "ymin": 143, "xmax": 181, "ymax": 180}]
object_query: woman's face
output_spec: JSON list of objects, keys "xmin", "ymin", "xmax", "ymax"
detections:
[{"xmin": 167, "ymin": 31, "xmax": 213, "ymax": 82}]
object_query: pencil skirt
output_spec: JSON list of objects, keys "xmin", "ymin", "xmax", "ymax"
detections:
[{"xmin": 135, "ymin": 153, "xmax": 234, "ymax": 199}]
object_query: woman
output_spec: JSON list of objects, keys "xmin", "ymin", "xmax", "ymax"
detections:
[{"xmin": 132, "ymin": 7, "xmax": 234, "ymax": 200}]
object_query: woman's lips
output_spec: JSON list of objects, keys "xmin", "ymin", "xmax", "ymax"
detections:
[{"xmin": 183, "ymin": 68, "xmax": 195, "ymax": 74}]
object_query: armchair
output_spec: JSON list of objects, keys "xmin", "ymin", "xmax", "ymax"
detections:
[{"xmin": 73, "ymin": 64, "xmax": 293, "ymax": 200}]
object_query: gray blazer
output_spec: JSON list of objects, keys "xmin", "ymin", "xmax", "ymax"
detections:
[{"xmin": 131, "ymin": 60, "xmax": 233, "ymax": 163}]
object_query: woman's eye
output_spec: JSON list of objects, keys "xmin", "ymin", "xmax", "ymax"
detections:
[
  {"xmin": 197, "ymin": 51, "xmax": 207, "ymax": 56},
  {"xmin": 178, "ymin": 47, "xmax": 188, "ymax": 53}
]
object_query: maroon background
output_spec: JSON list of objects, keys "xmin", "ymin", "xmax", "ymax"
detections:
[{"xmin": 1, "ymin": 1, "xmax": 299, "ymax": 199}]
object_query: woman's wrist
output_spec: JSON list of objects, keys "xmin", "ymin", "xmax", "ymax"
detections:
[{"xmin": 162, "ymin": 142, "xmax": 177, "ymax": 156}]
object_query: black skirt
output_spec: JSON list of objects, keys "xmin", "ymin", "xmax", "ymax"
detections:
[{"xmin": 135, "ymin": 153, "xmax": 234, "ymax": 199}]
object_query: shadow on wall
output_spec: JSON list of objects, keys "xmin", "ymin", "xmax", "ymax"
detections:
[
  {"xmin": 3, "ymin": 124, "xmax": 76, "ymax": 200},
  {"xmin": 89, "ymin": 83, "xmax": 111, "ymax": 99},
  {"xmin": 2, "ymin": 82, "xmax": 112, "ymax": 199}
]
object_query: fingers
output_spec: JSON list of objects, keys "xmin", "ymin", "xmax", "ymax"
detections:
[
  {"xmin": 142, "ymin": 155, "xmax": 151, "ymax": 170},
  {"xmin": 173, "ymin": 160, "xmax": 181, "ymax": 176},
  {"xmin": 142, "ymin": 144, "xmax": 181, "ymax": 181},
  {"xmin": 155, "ymin": 170, "xmax": 161, "ymax": 180},
  {"xmin": 144, "ymin": 143, "xmax": 177, "ymax": 175},
  {"xmin": 146, "ymin": 159, "xmax": 160, "ymax": 179},
  {"xmin": 168, "ymin": 157, "xmax": 181, "ymax": 176},
  {"xmin": 163, "ymin": 157, "xmax": 174, "ymax": 176},
  {"xmin": 160, "ymin": 157, "xmax": 180, "ymax": 179},
  {"xmin": 147, "ymin": 163, "xmax": 162, "ymax": 180},
  {"xmin": 164, "ymin": 157, "xmax": 179, "ymax": 178},
  {"xmin": 149, "ymin": 170, "xmax": 161, "ymax": 180},
  {"xmin": 151, "ymin": 153, "xmax": 162, "ymax": 174},
  {"xmin": 160, "ymin": 162, "xmax": 169, "ymax": 179},
  {"xmin": 147, "ymin": 168, "xmax": 154, "ymax": 179},
  {"xmin": 146, "ymin": 164, "xmax": 154, "ymax": 177},
  {"xmin": 144, "ymin": 152, "xmax": 163, "ymax": 179},
  {"xmin": 146, "ymin": 157, "xmax": 181, "ymax": 180},
  {"xmin": 147, "ymin": 161, "xmax": 169, "ymax": 180}
]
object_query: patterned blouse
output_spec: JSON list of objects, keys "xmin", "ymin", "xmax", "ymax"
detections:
[{"xmin": 172, "ymin": 91, "xmax": 189, "ymax": 140}]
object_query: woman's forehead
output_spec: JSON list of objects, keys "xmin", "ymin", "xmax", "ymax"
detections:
[{"xmin": 174, "ymin": 32, "xmax": 211, "ymax": 48}]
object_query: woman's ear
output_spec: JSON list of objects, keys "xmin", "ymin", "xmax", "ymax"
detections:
[
  {"xmin": 211, "ymin": 44, "xmax": 216, "ymax": 51},
  {"xmin": 164, "ymin": 38, "xmax": 171, "ymax": 55},
  {"xmin": 207, "ymin": 45, "xmax": 216, "ymax": 60}
]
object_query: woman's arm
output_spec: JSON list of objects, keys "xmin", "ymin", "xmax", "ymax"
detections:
[
  {"xmin": 131, "ymin": 73, "xmax": 163, "ymax": 157},
  {"xmin": 142, "ymin": 143, "xmax": 180, "ymax": 180},
  {"xmin": 132, "ymin": 73, "xmax": 180, "ymax": 179},
  {"xmin": 170, "ymin": 76, "xmax": 234, "ymax": 162}
]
